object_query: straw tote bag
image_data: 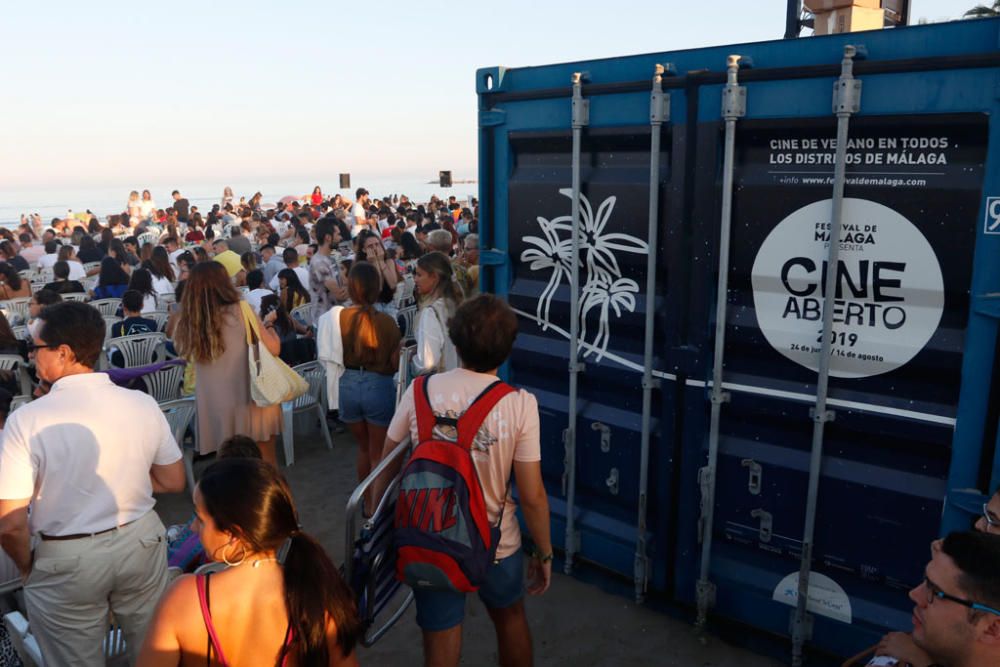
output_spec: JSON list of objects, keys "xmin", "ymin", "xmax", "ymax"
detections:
[{"xmin": 239, "ymin": 301, "xmax": 308, "ymax": 407}]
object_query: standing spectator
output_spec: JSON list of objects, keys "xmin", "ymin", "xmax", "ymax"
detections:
[
  {"xmin": 227, "ymin": 225, "xmax": 252, "ymax": 257},
  {"xmin": 139, "ymin": 189, "xmax": 157, "ymax": 221},
  {"xmin": 138, "ymin": 458, "xmax": 360, "ymax": 665},
  {"xmin": 244, "ymin": 269, "xmax": 272, "ymax": 314},
  {"xmin": 127, "ymin": 190, "xmax": 142, "ymax": 222},
  {"xmin": 174, "ymin": 262, "xmax": 283, "ymax": 466},
  {"xmin": 171, "ymin": 190, "xmax": 190, "ymax": 222},
  {"xmin": 380, "ymin": 294, "xmax": 551, "ymax": 667},
  {"xmin": 268, "ymin": 248, "xmax": 309, "ymax": 292},
  {"xmin": 339, "ymin": 262, "xmax": 401, "ymax": 484},
  {"xmin": 454, "ymin": 233, "xmax": 480, "ymax": 299},
  {"xmin": 351, "ymin": 188, "xmax": 372, "ymax": 237},
  {"xmin": 308, "ymin": 218, "xmax": 349, "ymax": 322},
  {"xmin": 412, "ymin": 252, "xmax": 461, "ymax": 375},
  {"xmin": 260, "ymin": 244, "xmax": 284, "ymax": 286},
  {"xmin": 0, "ymin": 301, "xmax": 185, "ymax": 665}
]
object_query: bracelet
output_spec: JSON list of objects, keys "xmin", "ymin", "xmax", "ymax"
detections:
[{"xmin": 523, "ymin": 545, "xmax": 553, "ymax": 563}]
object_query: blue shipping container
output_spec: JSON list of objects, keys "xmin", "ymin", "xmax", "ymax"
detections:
[{"xmin": 476, "ymin": 17, "xmax": 1000, "ymax": 662}]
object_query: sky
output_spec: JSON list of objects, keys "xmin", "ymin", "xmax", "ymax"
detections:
[{"xmin": 0, "ymin": 0, "xmax": 969, "ymax": 192}]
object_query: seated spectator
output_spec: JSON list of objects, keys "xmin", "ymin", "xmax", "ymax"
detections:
[
  {"xmin": 27, "ymin": 290, "xmax": 61, "ymax": 339},
  {"xmin": 93, "ymin": 256, "xmax": 130, "ymax": 300},
  {"xmin": 57, "ymin": 245, "xmax": 86, "ymax": 281},
  {"xmin": 259, "ymin": 294, "xmax": 313, "ymax": 367},
  {"xmin": 277, "ymin": 268, "xmax": 311, "ymax": 313},
  {"xmin": 139, "ymin": 458, "xmax": 361, "ymax": 666},
  {"xmin": 875, "ymin": 531, "xmax": 1000, "ymax": 667},
  {"xmin": 17, "ymin": 233, "xmax": 44, "ymax": 264},
  {"xmin": 111, "ymin": 290, "xmax": 158, "ymax": 338},
  {"xmin": 127, "ymin": 268, "xmax": 160, "ymax": 314},
  {"xmin": 36, "ymin": 240, "xmax": 60, "ymax": 271},
  {"xmin": 0, "ymin": 241, "xmax": 29, "ymax": 272},
  {"xmin": 0, "ymin": 263, "xmax": 30, "ymax": 301},
  {"xmin": 245, "ymin": 269, "xmax": 273, "ymax": 314},
  {"xmin": 43, "ymin": 261, "xmax": 85, "ymax": 295},
  {"xmin": 147, "ymin": 246, "xmax": 176, "ymax": 296},
  {"xmin": 454, "ymin": 233, "xmax": 480, "ymax": 299},
  {"xmin": 77, "ymin": 234, "xmax": 105, "ymax": 264}
]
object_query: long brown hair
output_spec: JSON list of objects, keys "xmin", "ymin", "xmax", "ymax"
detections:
[
  {"xmin": 198, "ymin": 459, "xmax": 361, "ymax": 665},
  {"xmin": 416, "ymin": 251, "xmax": 463, "ymax": 310},
  {"xmin": 346, "ymin": 262, "xmax": 382, "ymax": 366},
  {"xmin": 174, "ymin": 262, "xmax": 241, "ymax": 363}
]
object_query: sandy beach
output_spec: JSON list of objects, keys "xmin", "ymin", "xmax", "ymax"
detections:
[{"xmin": 156, "ymin": 424, "xmax": 782, "ymax": 667}]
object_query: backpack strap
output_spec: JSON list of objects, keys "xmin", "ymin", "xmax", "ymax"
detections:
[
  {"xmin": 455, "ymin": 381, "xmax": 515, "ymax": 451},
  {"xmin": 414, "ymin": 375, "xmax": 436, "ymax": 443}
]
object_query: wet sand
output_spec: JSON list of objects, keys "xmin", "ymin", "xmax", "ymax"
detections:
[{"xmin": 156, "ymin": 426, "xmax": 781, "ymax": 667}]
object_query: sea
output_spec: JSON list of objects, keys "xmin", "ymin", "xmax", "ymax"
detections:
[{"xmin": 0, "ymin": 178, "xmax": 479, "ymax": 227}]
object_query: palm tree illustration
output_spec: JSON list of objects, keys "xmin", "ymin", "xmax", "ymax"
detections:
[{"xmin": 965, "ymin": 1, "xmax": 1000, "ymax": 16}]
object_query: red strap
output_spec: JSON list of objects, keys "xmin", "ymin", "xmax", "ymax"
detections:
[
  {"xmin": 196, "ymin": 574, "xmax": 230, "ymax": 667},
  {"xmin": 413, "ymin": 376, "xmax": 435, "ymax": 443},
  {"xmin": 456, "ymin": 382, "xmax": 515, "ymax": 450}
]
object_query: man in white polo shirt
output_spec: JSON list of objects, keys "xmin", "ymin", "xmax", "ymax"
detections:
[{"xmin": 0, "ymin": 301, "xmax": 185, "ymax": 665}]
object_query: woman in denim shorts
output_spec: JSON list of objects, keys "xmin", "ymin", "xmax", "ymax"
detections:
[{"xmin": 338, "ymin": 261, "xmax": 402, "ymax": 484}]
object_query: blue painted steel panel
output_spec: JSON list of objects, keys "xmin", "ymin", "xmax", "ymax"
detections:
[{"xmin": 478, "ymin": 17, "xmax": 1000, "ymax": 662}]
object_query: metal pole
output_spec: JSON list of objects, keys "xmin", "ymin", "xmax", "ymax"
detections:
[
  {"xmin": 695, "ymin": 54, "xmax": 745, "ymax": 632},
  {"xmin": 563, "ymin": 71, "xmax": 589, "ymax": 575},
  {"xmin": 790, "ymin": 44, "xmax": 862, "ymax": 666},
  {"xmin": 785, "ymin": 0, "xmax": 802, "ymax": 39},
  {"xmin": 634, "ymin": 63, "xmax": 671, "ymax": 604}
]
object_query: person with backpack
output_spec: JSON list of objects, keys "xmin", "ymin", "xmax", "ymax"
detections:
[{"xmin": 381, "ymin": 293, "xmax": 552, "ymax": 667}]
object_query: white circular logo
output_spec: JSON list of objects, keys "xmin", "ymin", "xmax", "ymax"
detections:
[{"xmin": 751, "ymin": 198, "xmax": 944, "ymax": 379}]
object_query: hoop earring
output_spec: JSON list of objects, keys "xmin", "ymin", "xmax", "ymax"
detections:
[{"xmin": 222, "ymin": 542, "xmax": 247, "ymax": 567}]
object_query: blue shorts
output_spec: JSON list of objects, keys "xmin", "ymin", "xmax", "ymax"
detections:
[
  {"xmin": 338, "ymin": 368, "xmax": 396, "ymax": 427},
  {"xmin": 413, "ymin": 551, "xmax": 525, "ymax": 632}
]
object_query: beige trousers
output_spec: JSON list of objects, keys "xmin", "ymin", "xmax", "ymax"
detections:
[{"xmin": 24, "ymin": 510, "xmax": 169, "ymax": 666}]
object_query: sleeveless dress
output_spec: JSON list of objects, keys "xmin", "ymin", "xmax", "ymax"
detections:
[{"xmin": 194, "ymin": 304, "xmax": 281, "ymax": 452}]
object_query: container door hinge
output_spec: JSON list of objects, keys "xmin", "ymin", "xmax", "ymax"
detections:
[
  {"xmin": 790, "ymin": 610, "xmax": 814, "ymax": 641},
  {"xmin": 833, "ymin": 79, "xmax": 863, "ymax": 114},
  {"xmin": 697, "ymin": 466, "xmax": 713, "ymax": 542},
  {"xmin": 605, "ymin": 468, "xmax": 620, "ymax": 495},
  {"xmin": 696, "ymin": 580, "xmax": 717, "ymax": 612},
  {"xmin": 561, "ymin": 428, "xmax": 573, "ymax": 496},
  {"xmin": 710, "ymin": 389, "xmax": 731, "ymax": 406},
  {"xmin": 650, "ymin": 89, "xmax": 671, "ymax": 124},
  {"xmin": 478, "ymin": 109, "xmax": 507, "ymax": 128},
  {"xmin": 592, "ymin": 422, "xmax": 611, "ymax": 452},
  {"xmin": 809, "ymin": 407, "xmax": 836, "ymax": 423},
  {"xmin": 571, "ymin": 71, "xmax": 591, "ymax": 129},
  {"xmin": 750, "ymin": 508, "xmax": 773, "ymax": 543},
  {"xmin": 742, "ymin": 459, "xmax": 762, "ymax": 495},
  {"xmin": 721, "ymin": 84, "xmax": 746, "ymax": 119}
]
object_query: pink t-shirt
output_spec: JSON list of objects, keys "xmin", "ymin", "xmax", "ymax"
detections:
[{"xmin": 387, "ymin": 368, "xmax": 541, "ymax": 559}]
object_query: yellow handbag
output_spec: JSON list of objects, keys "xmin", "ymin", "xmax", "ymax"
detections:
[{"xmin": 239, "ymin": 301, "xmax": 308, "ymax": 407}]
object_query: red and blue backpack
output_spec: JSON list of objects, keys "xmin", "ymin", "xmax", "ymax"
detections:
[{"xmin": 394, "ymin": 374, "xmax": 515, "ymax": 592}]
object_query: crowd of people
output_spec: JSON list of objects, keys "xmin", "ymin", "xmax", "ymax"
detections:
[{"xmin": 0, "ymin": 186, "xmax": 549, "ymax": 667}]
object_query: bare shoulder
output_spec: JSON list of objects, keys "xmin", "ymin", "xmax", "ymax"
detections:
[{"xmin": 157, "ymin": 574, "xmax": 201, "ymax": 617}]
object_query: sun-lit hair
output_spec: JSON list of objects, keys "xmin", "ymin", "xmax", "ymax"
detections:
[
  {"xmin": 346, "ymin": 262, "xmax": 382, "ymax": 367},
  {"xmin": 174, "ymin": 261, "xmax": 241, "ymax": 363}
]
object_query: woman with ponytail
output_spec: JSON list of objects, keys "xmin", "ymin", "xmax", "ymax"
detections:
[
  {"xmin": 412, "ymin": 250, "xmax": 462, "ymax": 376},
  {"xmin": 139, "ymin": 458, "xmax": 361, "ymax": 666},
  {"xmin": 339, "ymin": 261, "xmax": 402, "ymax": 483}
]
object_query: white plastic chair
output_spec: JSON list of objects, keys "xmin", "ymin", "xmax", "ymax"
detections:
[
  {"xmin": 11, "ymin": 324, "xmax": 29, "ymax": 341},
  {"xmin": 158, "ymin": 293, "xmax": 176, "ymax": 310},
  {"xmin": 1, "ymin": 297, "xmax": 31, "ymax": 325},
  {"xmin": 160, "ymin": 397, "xmax": 198, "ymax": 490},
  {"xmin": 397, "ymin": 304, "xmax": 417, "ymax": 341},
  {"xmin": 145, "ymin": 363, "xmax": 184, "ymax": 403},
  {"xmin": 29, "ymin": 281, "xmax": 47, "ymax": 295},
  {"xmin": 395, "ymin": 344, "xmax": 417, "ymax": 407},
  {"xmin": 4, "ymin": 612, "xmax": 43, "ymax": 667},
  {"xmin": 60, "ymin": 292, "xmax": 89, "ymax": 303},
  {"xmin": 281, "ymin": 361, "xmax": 333, "ymax": 466},
  {"xmin": 10, "ymin": 394, "xmax": 30, "ymax": 412},
  {"xmin": 290, "ymin": 303, "xmax": 313, "ymax": 329},
  {"xmin": 137, "ymin": 232, "xmax": 158, "ymax": 246},
  {"xmin": 91, "ymin": 298, "xmax": 122, "ymax": 317},
  {"xmin": 82, "ymin": 261, "xmax": 101, "ymax": 274},
  {"xmin": 103, "ymin": 332, "xmax": 166, "ymax": 369},
  {"xmin": 0, "ymin": 354, "xmax": 32, "ymax": 396},
  {"xmin": 145, "ymin": 310, "xmax": 169, "ymax": 332},
  {"xmin": 103, "ymin": 316, "xmax": 122, "ymax": 341}
]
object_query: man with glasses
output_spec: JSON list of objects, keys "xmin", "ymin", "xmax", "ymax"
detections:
[
  {"xmin": 877, "ymin": 530, "xmax": 1000, "ymax": 666},
  {"xmin": 0, "ymin": 301, "xmax": 186, "ymax": 665}
]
